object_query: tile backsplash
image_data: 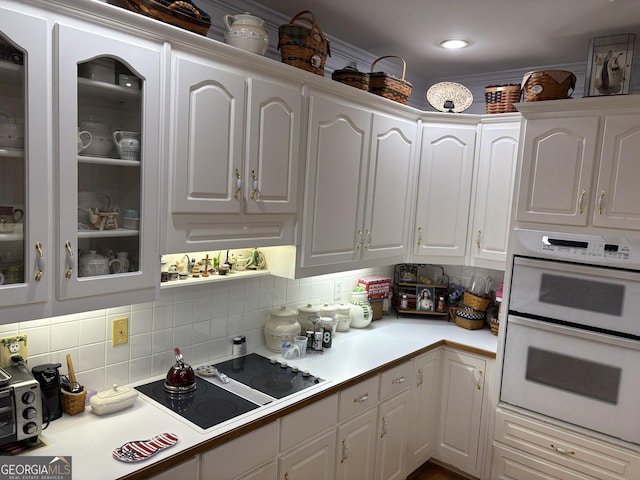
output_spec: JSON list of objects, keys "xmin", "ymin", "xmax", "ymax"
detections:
[{"xmin": 1, "ymin": 264, "xmax": 500, "ymax": 393}]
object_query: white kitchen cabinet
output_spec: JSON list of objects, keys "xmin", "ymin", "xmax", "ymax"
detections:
[
  {"xmin": 54, "ymin": 22, "xmax": 162, "ymax": 315},
  {"xmin": 468, "ymin": 116, "xmax": 520, "ymax": 270},
  {"xmin": 298, "ymin": 90, "xmax": 416, "ymax": 274},
  {"xmin": 492, "ymin": 407, "xmax": 640, "ymax": 480},
  {"xmin": 407, "ymin": 348, "xmax": 442, "ymax": 473},
  {"xmin": 0, "ymin": 8, "xmax": 51, "ymax": 322},
  {"xmin": 437, "ymin": 348, "xmax": 487, "ymax": 477},
  {"xmin": 515, "ymin": 97, "xmax": 640, "ymax": 231},
  {"xmin": 148, "ymin": 456, "xmax": 200, "ymax": 480},
  {"xmin": 336, "ymin": 408, "xmax": 378, "ymax": 480},
  {"xmin": 279, "ymin": 429, "xmax": 337, "ymax": 480},
  {"xmin": 411, "ymin": 122, "xmax": 477, "ymax": 265},
  {"xmin": 201, "ymin": 421, "xmax": 278, "ymax": 480},
  {"xmin": 376, "ymin": 389, "xmax": 411, "ymax": 480},
  {"xmin": 166, "ymin": 49, "xmax": 300, "ymax": 252}
]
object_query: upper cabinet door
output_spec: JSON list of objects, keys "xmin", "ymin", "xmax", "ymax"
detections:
[
  {"xmin": 413, "ymin": 124, "xmax": 476, "ymax": 263},
  {"xmin": 245, "ymin": 77, "xmax": 301, "ymax": 215},
  {"xmin": 54, "ymin": 23, "xmax": 161, "ymax": 305},
  {"xmin": 363, "ymin": 113, "xmax": 416, "ymax": 262},
  {"xmin": 0, "ymin": 9, "xmax": 50, "ymax": 320},
  {"xmin": 516, "ymin": 116, "xmax": 599, "ymax": 226},
  {"xmin": 171, "ymin": 54, "xmax": 245, "ymax": 215},
  {"xmin": 300, "ymin": 92, "xmax": 371, "ymax": 268},
  {"xmin": 469, "ymin": 122, "xmax": 519, "ymax": 268},
  {"xmin": 593, "ymin": 114, "xmax": 640, "ymax": 230}
]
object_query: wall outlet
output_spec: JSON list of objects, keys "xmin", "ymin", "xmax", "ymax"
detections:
[
  {"xmin": 334, "ymin": 281, "xmax": 343, "ymax": 301},
  {"xmin": 0, "ymin": 334, "xmax": 28, "ymax": 367},
  {"xmin": 112, "ymin": 317, "xmax": 129, "ymax": 346}
]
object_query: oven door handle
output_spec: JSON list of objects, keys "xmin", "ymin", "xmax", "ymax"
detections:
[{"xmin": 514, "ymin": 256, "xmax": 640, "ymax": 283}]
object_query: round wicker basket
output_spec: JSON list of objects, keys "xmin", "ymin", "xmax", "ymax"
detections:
[{"xmin": 522, "ymin": 70, "xmax": 576, "ymax": 101}]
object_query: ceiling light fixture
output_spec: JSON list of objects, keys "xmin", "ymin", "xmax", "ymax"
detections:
[{"xmin": 440, "ymin": 39, "xmax": 470, "ymax": 49}]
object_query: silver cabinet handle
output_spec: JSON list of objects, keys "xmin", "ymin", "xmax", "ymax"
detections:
[
  {"xmin": 550, "ymin": 444, "xmax": 575, "ymax": 456},
  {"xmin": 578, "ymin": 189, "xmax": 586, "ymax": 214},
  {"xmin": 476, "ymin": 230, "xmax": 481, "ymax": 249},
  {"xmin": 417, "ymin": 227, "xmax": 422, "ymax": 246},
  {"xmin": 416, "ymin": 368, "xmax": 423, "ymax": 388},
  {"xmin": 353, "ymin": 393, "xmax": 369, "ymax": 403},
  {"xmin": 380, "ymin": 416, "xmax": 388, "ymax": 438},
  {"xmin": 340, "ymin": 439, "xmax": 348, "ymax": 463},
  {"xmin": 35, "ymin": 242, "xmax": 45, "ymax": 281},
  {"xmin": 64, "ymin": 241, "xmax": 74, "ymax": 279},
  {"xmin": 392, "ymin": 376, "xmax": 405, "ymax": 384},
  {"xmin": 476, "ymin": 370, "xmax": 483, "ymax": 390},
  {"xmin": 233, "ymin": 168, "xmax": 241, "ymax": 199},
  {"xmin": 598, "ymin": 189, "xmax": 605, "ymax": 215}
]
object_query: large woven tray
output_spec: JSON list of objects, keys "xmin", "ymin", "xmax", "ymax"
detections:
[{"xmin": 123, "ymin": 0, "xmax": 211, "ymax": 35}]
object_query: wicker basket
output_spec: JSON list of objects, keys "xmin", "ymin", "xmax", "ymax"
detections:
[
  {"xmin": 370, "ymin": 299, "xmax": 383, "ymax": 320},
  {"xmin": 332, "ymin": 66, "xmax": 370, "ymax": 91},
  {"xmin": 484, "ymin": 84, "xmax": 521, "ymax": 113},
  {"xmin": 489, "ymin": 317, "xmax": 499, "ymax": 336},
  {"xmin": 123, "ymin": 0, "xmax": 211, "ymax": 35},
  {"xmin": 61, "ymin": 389, "xmax": 87, "ymax": 415},
  {"xmin": 278, "ymin": 11, "xmax": 331, "ymax": 76},
  {"xmin": 368, "ymin": 56, "xmax": 413, "ymax": 105},
  {"xmin": 522, "ymin": 70, "xmax": 576, "ymax": 101},
  {"xmin": 453, "ymin": 306, "xmax": 486, "ymax": 330},
  {"xmin": 462, "ymin": 291, "xmax": 490, "ymax": 312}
]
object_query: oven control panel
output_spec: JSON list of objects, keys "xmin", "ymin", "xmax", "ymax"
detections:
[{"xmin": 512, "ymin": 228, "xmax": 640, "ymax": 266}]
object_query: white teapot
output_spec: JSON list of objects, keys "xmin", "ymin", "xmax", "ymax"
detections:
[
  {"xmin": 223, "ymin": 13, "xmax": 269, "ymax": 56},
  {"xmin": 79, "ymin": 250, "xmax": 122, "ymax": 277}
]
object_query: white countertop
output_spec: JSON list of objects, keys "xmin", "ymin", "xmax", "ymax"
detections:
[{"xmin": 24, "ymin": 317, "xmax": 498, "ymax": 479}]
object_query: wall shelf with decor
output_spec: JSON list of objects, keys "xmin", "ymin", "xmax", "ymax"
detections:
[{"xmin": 392, "ymin": 264, "xmax": 450, "ymax": 316}]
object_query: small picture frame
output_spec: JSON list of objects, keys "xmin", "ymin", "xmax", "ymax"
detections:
[
  {"xmin": 584, "ymin": 34, "xmax": 635, "ymax": 97},
  {"xmin": 416, "ymin": 286, "xmax": 435, "ymax": 312}
]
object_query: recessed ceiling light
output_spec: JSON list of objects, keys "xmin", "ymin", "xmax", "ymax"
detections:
[{"xmin": 440, "ymin": 39, "xmax": 470, "ymax": 49}]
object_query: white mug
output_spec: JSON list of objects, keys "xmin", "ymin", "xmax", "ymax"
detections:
[{"xmin": 280, "ymin": 342, "xmax": 300, "ymax": 359}]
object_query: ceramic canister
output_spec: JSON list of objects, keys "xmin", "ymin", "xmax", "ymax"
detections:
[
  {"xmin": 264, "ymin": 306, "xmax": 301, "ymax": 352},
  {"xmin": 349, "ymin": 287, "xmax": 373, "ymax": 328},
  {"xmin": 335, "ymin": 304, "xmax": 352, "ymax": 332},
  {"xmin": 297, "ymin": 303, "xmax": 321, "ymax": 332}
]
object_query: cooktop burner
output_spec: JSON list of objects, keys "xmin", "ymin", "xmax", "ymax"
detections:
[
  {"xmin": 211, "ymin": 353, "xmax": 323, "ymax": 399},
  {"xmin": 135, "ymin": 377, "xmax": 260, "ymax": 430}
]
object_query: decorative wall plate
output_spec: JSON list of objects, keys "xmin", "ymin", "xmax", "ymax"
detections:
[{"xmin": 426, "ymin": 82, "xmax": 474, "ymax": 112}]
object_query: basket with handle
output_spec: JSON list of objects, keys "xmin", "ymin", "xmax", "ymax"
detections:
[
  {"xmin": 462, "ymin": 291, "xmax": 490, "ymax": 312},
  {"xmin": 484, "ymin": 84, "xmax": 521, "ymax": 113},
  {"xmin": 368, "ymin": 56, "xmax": 413, "ymax": 105},
  {"xmin": 278, "ymin": 10, "xmax": 331, "ymax": 76},
  {"xmin": 522, "ymin": 70, "xmax": 576, "ymax": 101},
  {"xmin": 123, "ymin": 0, "xmax": 211, "ymax": 35},
  {"xmin": 332, "ymin": 66, "xmax": 370, "ymax": 91},
  {"xmin": 61, "ymin": 388, "xmax": 87, "ymax": 415}
]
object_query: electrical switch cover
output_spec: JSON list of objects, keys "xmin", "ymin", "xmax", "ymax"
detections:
[
  {"xmin": 112, "ymin": 317, "xmax": 129, "ymax": 346},
  {"xmin": 0, "ymin": 334, "xmax": 28, "ymax": 367}
]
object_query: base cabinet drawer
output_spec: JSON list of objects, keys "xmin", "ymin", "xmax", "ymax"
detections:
[
  {"xmin": 494, "ymin": 408, "xmax": 640, "ymax": 480},
  {"xmin": 492, "ymin": 443, "xmax": 594, "ymax": 480}
]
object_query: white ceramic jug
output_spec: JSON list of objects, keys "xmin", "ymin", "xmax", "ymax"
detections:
[
  {"xmin": 223, "ymin": 13, "xmax": 269, "ymax": 56},
  {"xmin": 77, "ymin": 128, "xmax": 93, "ymax": 154}
]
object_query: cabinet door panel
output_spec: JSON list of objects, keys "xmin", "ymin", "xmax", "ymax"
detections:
[
  {"xmin": 364, "ymin": 114, "xmax": 416, "ymax": 261},
  {"xmin": 594, "ymin": 114, "xmax": 640, "ymax": 230},
  {"xmin": 301, "ymin": 93, "xmax": 370, "ymax": 268},
  {"xmin": 470, "ymin": 122, "xmax": 519, "ymax": 268},
  {"xmin": 376, "ymin": 390, "xmax": 410, "ymax": 480},
  {"xmin": 279, "ymin": 429, "xmax": 337, "ymax": 480},
  {"xmin": 516, "ymin": 117, "xmax": 599, "ymax": 226},
  {"xmin": 414, "ymin": 124, "xmax": 475, "ymax": 262},
  {"xmin": 336, "ymin": 409, "xmax": 377, "ymax": 480},
  {"xmin": 245, "ymin": 77, "xmax": 301, "ymax": 214},
  {"xmin": 171, "ymin": 55, "xmax": 245, "ymax": 214}
]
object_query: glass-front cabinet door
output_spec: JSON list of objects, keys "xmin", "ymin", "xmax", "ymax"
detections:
[
  {"xmin": 0, "ymin": 9, "xmax": 50, "ymax": 321},
  {"xmin": 54, "ymin": 23, "xmax": 161, "ymax": 310}
]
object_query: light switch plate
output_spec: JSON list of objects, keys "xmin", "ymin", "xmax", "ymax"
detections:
[
  {"xmin": 112, "ymin": 317, "xmax": 129, "ymax": 346},
  {"xmin": 0, "ymin": 334, "xmax": 28, "ymax": 367}
]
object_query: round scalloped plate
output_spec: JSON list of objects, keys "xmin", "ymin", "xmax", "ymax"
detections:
[{"xmin": 426, "ymin": 82, "xmax": 473, "ymax": 113}]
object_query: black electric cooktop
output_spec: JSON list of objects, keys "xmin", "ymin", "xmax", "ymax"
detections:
[
  {"xmin": 135, "ymin": 377, "xmax": 259, "ymax": 430},
  {"xmin": 212, "ymin": 353, "xmax": 323, "ymax": 399},
  {"xmin": 135, "ymin": 354, "xmax": 323, "ymax": 430}
]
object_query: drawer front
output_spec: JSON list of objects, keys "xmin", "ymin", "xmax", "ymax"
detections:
[
  {"xmin": 338, "ymin": 375, "xmax": 379, "ymax": 422},
  {"xmin": 379, "ymin": 360, "xmax": 412, "ymax": 401},
  {"xmin": 492, "ymin": 443, "xmax": 593, "ymax": 480},
  {"xmin": 495, "ymin": 408, "xmax": 640, "ymax": 480},
  {"xmin": 280, "ymin": 394, "xmax": 338, "ymax": 452}
]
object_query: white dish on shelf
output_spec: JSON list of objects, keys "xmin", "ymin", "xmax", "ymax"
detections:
[{"xmin": 426, "ymin": 82, "xmax": 474, "ymax": 113}]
